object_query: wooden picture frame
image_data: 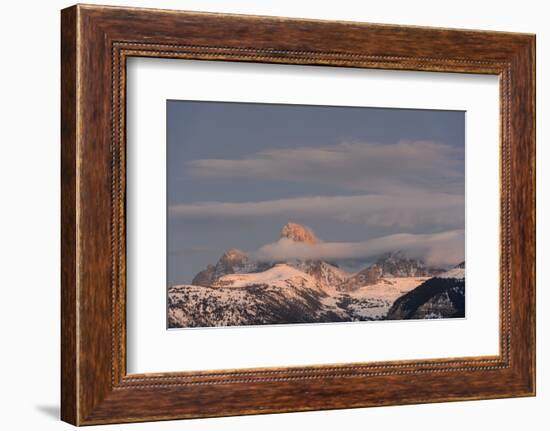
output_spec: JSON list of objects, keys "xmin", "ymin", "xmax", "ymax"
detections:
[{"xmin": 61, "ymin": 4, "xmax": 535, "ymax": 425}]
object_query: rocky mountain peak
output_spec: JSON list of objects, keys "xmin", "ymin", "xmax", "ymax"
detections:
[
  {"xmin": 191, "ymin": 248, "xmax": 250, "ymax": 286},
  {"xmin": 337, "ymin": 251, "xmax": 445, "ymax": 292},
  {"xmin": 374, "ymin": 251, "xmax": 439, "ymax": 277},
  {"xmin": 280, "ymin": 222, "xmax": 319, "ymax": 244},
  {"xmin": 219, "ymin": 248, "xmax": 248, "ymax": 266}
]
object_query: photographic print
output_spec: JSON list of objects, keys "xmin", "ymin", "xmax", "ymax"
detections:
[{"xmin": 167, "ymin": 101, "xmax": 465, "ymax": 329}]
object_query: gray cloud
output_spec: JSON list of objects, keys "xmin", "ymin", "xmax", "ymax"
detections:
[
  {"xmin": 169, "ymin": 191, "xmax": 464, "ymax": 229},
  {"xmin": 253, "ymin": 229, "xmax": 464, "ymax": 267},
  {"xmin": 186, "ymin": 141, "xmax": 464, "ymax": 194}
]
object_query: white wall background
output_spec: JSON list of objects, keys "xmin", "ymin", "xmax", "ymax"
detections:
[{"xmin": 0, "ymin": 0, "xmax": 546, "ymax": 429}]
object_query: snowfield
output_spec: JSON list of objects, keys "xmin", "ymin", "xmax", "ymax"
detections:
[
  {"xmin": 213, "ymin": 264, "xmax": 322, "ymax": 290},
  {"xmin": 436, "ymin": 266, "xmax": 465, "ymax": 280},
  {"xmin": 341, "ymin": 277, "xmax": 430, "ymax": 319}
]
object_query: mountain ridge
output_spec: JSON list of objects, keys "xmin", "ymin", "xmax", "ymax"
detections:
[
  {"xmin": 386, "ymin": 262, "xmax": 465, "ymax": 320},
  {"xmin": 190, "ymin": 223, "xmax": 449, "ymax": 291},
  {"xmin": 170, "ymin": 223, "xmax": 465, "ymax": 328}
]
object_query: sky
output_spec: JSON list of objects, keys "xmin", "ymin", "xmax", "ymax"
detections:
[{"xmin": 167, "ymin": 100, "xmax": 465, "ymax": 285}]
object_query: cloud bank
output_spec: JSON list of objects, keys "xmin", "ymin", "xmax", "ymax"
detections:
[
  {"xmin": 171, "ymin": 140, "xmax": 465, "ymax": 264},
  {"xmin": 186, "ymin": 141, "xmax": 464, "ymax": 194},
  {"xmin": 169, "ymin": 191, "xmax": 464, "ymax": 228},
  {"xmin": 253, "ymin": 229, "xmax": 464, "ymax": 267}
]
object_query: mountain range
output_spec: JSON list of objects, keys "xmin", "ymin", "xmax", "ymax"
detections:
[{"xmin": 168, "ymin": 222, "xmax": 465, "ymax": 328}]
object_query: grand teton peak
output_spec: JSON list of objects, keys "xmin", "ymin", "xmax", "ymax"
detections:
[{"xmin": 280, "ymin": 222, "xmax": 319, "ymax": 244}]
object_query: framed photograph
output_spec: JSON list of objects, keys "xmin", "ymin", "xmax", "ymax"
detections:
[{"xmin": 61, "ymin": 4, "xmax": 535, "ymax": 425}]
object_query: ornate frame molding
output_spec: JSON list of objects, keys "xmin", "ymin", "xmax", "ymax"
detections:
[{"xmin": 61, "ymin": 5, "xmax": 535, "ymax": 425}]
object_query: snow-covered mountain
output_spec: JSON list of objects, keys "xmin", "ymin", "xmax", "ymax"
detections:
[
  {"xmin": 168, "ymin": 223, "xmax": 464, "ymax": 328},
  {"xmin": 375, "ymin": 251, "xmax": 444, "ymax": 277},
  {"xmin": 212, "ymin": 263, "xmax": 324, "ymax": 291},
  {"xmin": 339, "ymin": 251, "xmax": 443, "ymax": 292},
  {"xmin": 168, "ymin": 282, "xmax": 332, "ymax": 328},
  {"xmin": 288, "ymin": 260, "xmax": 350, "ymax": 290},
  {"xmin": 386, "ymin": 262, "xmax": 465, "ymax": 320},
  {"xmin": 191, "ymin": 248, "xmax": 269, "ymax": 286},
  {"xmin": 190, "ymin": 222, "xmax": 345, "ymax": 289},
  {"xmin": 167, "ymin": 274, "xmax": 433, "ymax": 328}
]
